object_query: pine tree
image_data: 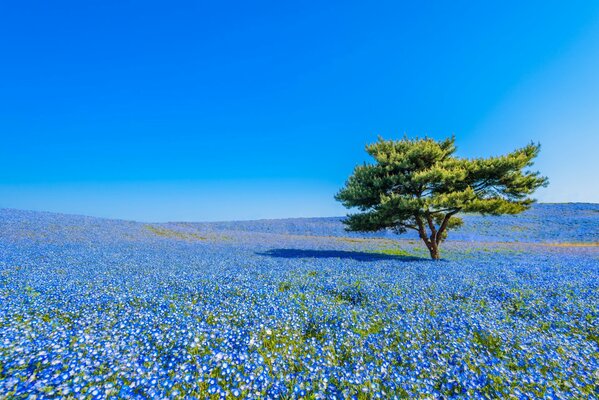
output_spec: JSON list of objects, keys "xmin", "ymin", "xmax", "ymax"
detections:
[{"xmin": 335, "ymin": 136, "xmax": 548, "ymax": 260}]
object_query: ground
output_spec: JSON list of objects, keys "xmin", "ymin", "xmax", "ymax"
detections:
[{"xmin": 0, "ymin": 204, "xmax": 598, "ymax": 398}]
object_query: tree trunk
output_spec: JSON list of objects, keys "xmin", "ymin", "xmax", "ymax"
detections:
[
  {"xmin": 415, "ymin": 215, "xmax": 441, "ymax": 260},
  {"xmin": 428, "ymin": 242, "xmax": 441, "ymax": 260}
]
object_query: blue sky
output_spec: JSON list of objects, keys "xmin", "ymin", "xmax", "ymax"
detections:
[{"xmin": 1, "ymin": 1, "xmax": 598, "ymax": 221}]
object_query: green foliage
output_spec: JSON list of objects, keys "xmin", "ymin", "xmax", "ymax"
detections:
[
  {"xmin": 302, "ymin": 316, "xmax": 326, "ymax": 342},
  {"xmin": 329, "ymin": 281, "xmax": 368, "ymax": 306},
  {"xmin": 472, "ymin": 330, "xmax": 505, "ymax": 358},
  {"xmin": 278, "ymin": 281, "xmax": 292, "ymax": 292},
  {"xmin": 336, "ymin": 136, "xmax": 547, "ymax": 259}
]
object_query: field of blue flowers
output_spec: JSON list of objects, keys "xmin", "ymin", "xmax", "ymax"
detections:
[{"xmin": 1, "ymin": 204, "xmax": 598, "ymax": 398}]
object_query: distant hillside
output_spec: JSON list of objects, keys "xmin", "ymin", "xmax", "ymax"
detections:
[
  {"xmin": 182, "ymin": 203, "xmax": 599, "ymax": 243},
  {"xmin": 1, "ymin": 203, "xmax": 597, "ymax": 244}
]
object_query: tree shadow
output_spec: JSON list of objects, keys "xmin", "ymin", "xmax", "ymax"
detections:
[{"xmin": 256, "ymin": 248, "xmax": 426, "ymax": 262}]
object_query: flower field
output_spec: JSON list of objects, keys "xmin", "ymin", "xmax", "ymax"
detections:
[{"xmin": 1, "ymin": 205, "xmax": 598, "ymax": 398}]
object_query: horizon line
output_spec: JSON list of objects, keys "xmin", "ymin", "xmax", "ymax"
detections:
[{"xmin": 1, "ymin": 202, "xmax": 597, "ymax": 225}]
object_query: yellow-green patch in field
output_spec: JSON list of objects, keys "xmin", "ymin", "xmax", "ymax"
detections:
[{"xmin": 144, "ymin": 225, "xmax": 206, "ymax": 241}]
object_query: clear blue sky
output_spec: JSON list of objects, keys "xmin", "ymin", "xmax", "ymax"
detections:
[{"xmin": 1, "ymin": 1, "xmax": 598, "ymax": 222}]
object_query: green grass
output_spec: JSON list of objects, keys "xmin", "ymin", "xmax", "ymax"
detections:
[{"xmin": 369, "ymin": 248, "xmax": 416, "ymax": 257}]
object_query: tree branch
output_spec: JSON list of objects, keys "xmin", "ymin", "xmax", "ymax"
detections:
[
  {"xmin": 425, "ymin": 212, "xmax": 437, "ymax": 243},
  {"xmin": 415, "ymin": 216, "xmax": 431, "ymax": 247},
  {"xmin": 428, "ymin": 208, "xmax": 460, "ymax": 215},
  {"xmin": 473, "ymin": 178, "xmax": 496, "ymax": 193},
  {"xmin": 400, "ymin": 223, "xmax": 419, "ymax": 231},
  {"xmin": 436, "ymin": 209, "xmax": 460, "ymax": 245}
]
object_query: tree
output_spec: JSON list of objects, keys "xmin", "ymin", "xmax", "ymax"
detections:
[{"xmin": 335, "ymin": 136, "xmax": 548, "ymax": 260}]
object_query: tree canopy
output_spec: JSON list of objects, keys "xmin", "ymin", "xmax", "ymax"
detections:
[{"xmin": 335, "ymin": 136, "xmax": 548, "ymax": 259}]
